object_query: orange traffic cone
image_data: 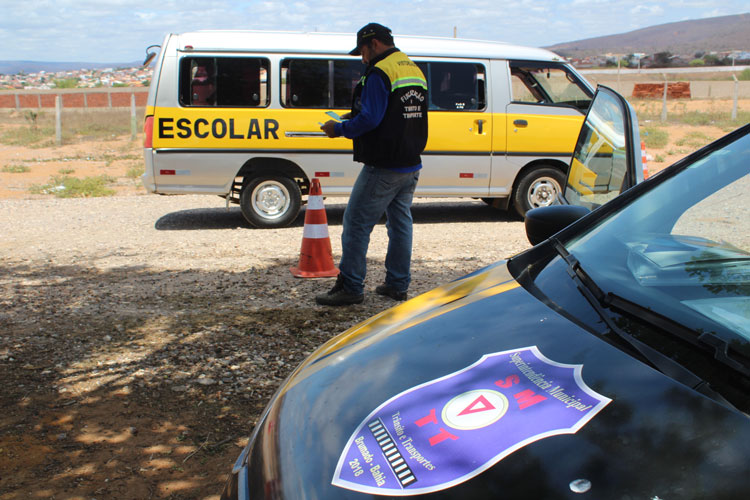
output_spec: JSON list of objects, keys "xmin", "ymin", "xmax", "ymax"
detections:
[
  {"xmin": 290, "ymin": 178, "xmax": 340, "ymax": 278},
  {"xmin": 641, "ymin": 141, "xmax": 650, "ymax": 179}
]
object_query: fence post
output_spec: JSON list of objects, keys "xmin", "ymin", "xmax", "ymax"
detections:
[
  {"xmin": 131, "ymin": 93, "xmax": 137, "ymax": 141},
  {"xmin": 661, "ymin": 74, "xmax": 668, "ymax": 122},
  {"xmin": 107, "ymin": 91, "xmax": 112, "ymax": 108},
  {"xmin": 732, "ymin": 75, "xmax": 738, "ymax": 121},
  {"xmin": 55, "ymin": 95, "xmax": 62, "ymax": 146},
  {"xmin": 616, "ymin": 57, "xmax": 621, "ymax": 93},
  {"xmin": 14, "ymin": 93, "xmax": 20, "ymax": 110}
]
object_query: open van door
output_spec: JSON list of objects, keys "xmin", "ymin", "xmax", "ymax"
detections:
[{"xmin": 525, "ymin": 86, "xmax": 643, "ymax": 244}]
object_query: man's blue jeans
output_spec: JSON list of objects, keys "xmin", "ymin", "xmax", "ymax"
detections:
[{"xmin": 338, "ymin": 165, "xmax": 420, "ymax": 295}]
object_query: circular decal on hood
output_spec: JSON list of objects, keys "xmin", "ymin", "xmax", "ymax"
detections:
[{"xmin": 441, "ymin": 389, "xmax": 508, "ymax": 430}]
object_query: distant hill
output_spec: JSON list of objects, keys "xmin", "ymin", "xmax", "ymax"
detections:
[
  {"xmin": 0, "ymin": 60, "xmax": 144, "ymax": 75},
  {"xmin": 545, "ymin": 12, "xmax": 750, "ymax": 58},
  {"xmin": 3, "ymin": 13, "xmax": 749, "ymax": 75}
]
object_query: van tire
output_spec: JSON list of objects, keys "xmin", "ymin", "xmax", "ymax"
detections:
[
  {"xmin": 240, "ymin": 175, "xmax": 301, "ymax": 228},
  {"xmin": 512, "ymin": 166, "xmax": 565, "ymax": 217}
]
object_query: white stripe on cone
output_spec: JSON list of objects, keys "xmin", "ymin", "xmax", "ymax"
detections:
[
  {"xmin": 308, "ymin": 195, "xmax": 325, "ymax": 210},
  {"xmin": 303, "ymin": 223, "xmax": 330, "ymax": 239}
]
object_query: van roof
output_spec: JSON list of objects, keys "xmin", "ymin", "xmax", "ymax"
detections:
[{"xmin": 170, "ymin": 30, "xmax": 566, "ymax": 62}]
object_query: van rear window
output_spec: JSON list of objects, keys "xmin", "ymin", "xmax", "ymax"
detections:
[
  {"xmin": 179, "ymin": 57, "xmax": 270, "ymax": 107},
  {"xmin": 417, "ymin": 62, "xmax": 486, "ymax": 111},
  {"xmin": 281, "ymin": 59, "xmax": 365, "ymax": 109}
]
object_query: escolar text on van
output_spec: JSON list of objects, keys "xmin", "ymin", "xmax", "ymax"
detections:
[{"xmin": 142, "ymin": 31, "xmax": 595, "ymax": 228}]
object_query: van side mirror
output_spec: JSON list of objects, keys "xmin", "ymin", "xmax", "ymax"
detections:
[
  {"xmin": 143, "ymin": 45, "xmax": 161, "ymax": 67},
  {"xmin": 524, "ymin": 205, "xmax": 591, "ymax": 245}
]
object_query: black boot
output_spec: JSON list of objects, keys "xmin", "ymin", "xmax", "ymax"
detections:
[
  {"xmin": 316, "ymin": 276, "xmax": 364, "ymax": 306},
  {"xmin": 375, "ymin": 284, "xmax": 407, "ymax": 301}
]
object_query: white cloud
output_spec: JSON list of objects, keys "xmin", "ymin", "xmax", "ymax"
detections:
[{"xmin": 631, "ymin": 4, "xmax": 665, "ymax": 16}]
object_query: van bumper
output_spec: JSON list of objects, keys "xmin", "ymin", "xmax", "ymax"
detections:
[{"xmin": 142, "ymin": 148, "xmax": 156, "ymax": 193}]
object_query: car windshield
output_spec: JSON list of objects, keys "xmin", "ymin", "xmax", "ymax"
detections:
[{"xmin": 564, "ymin": 128, "xmax": 750, "ymax": 355}]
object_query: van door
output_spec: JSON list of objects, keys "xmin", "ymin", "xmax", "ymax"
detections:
[
  {"xmin": 416, "ymin": 60, "xmax": 492, "ymax": 196},
  {"xmin": 505, "ymin": 61, "xmax": 592, "ymax": 167},
  {"xmin": 563, "ymin": 86, "xmax": 644, "ymax": 211},
  {"xmin": 279, "ymin": 57, "xmax": 365, "ymax": 191}
]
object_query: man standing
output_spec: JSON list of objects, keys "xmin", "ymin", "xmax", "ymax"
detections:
[{"xmin": 316, "ymin": 23, "xmax": 428, "ymax": 306}]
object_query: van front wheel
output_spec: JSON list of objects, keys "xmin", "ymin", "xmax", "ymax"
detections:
[
  {"xmin": 512, "ymin": 167, "xmax": 565, "ymax": 217},
  {"xmin": 240, "ymin": 175, "xmax": 301, "ymax": 228}
]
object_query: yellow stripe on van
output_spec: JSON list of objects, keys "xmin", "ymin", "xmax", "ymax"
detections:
[
  {"xmin": 507, "ymin": 113, "xmax": 584, "ymax": 154},
  {"xmin": 150, "ymin": 106, "xmax": 352, "ymax": 150},
  {"xmin": 149, "ymin": 107, "xmax": 582, "ymax": 156}
]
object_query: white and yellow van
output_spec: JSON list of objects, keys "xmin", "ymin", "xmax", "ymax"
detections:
[{"xmin": 143, "ymin": 31, "xmax": 594, "ymax": 228}]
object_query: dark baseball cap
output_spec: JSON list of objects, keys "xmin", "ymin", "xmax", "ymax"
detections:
[{"xmin": 349, "ymin": 23, "xmax": 392, "ymax": 55}]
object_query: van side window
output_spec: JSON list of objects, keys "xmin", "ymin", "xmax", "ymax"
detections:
[
  {"xmin": 416, "ymin": 62, "xmax": 486, "ymax": 111},
  {"xmin": 179, "ymin": 57, "xmax": 269, "ymax": 107},
  {"xmin": 510, "ymin": 62, "xmax": 592, "ymax": 112},
  {"xmin": 281, "ymin": 59, "xmax": 365, "ymax": 109}
]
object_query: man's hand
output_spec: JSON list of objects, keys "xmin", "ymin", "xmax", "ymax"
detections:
[{"xmin": 320, "ymin": 120, "xmax": 339, "ymax": 138}]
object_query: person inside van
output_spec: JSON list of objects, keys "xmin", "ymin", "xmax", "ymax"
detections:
[
  {"xmin": 190, "ymin": 62, "xmax": 216, "ymax": 105},
  {"xmin": 316, "ymin": 23, "xmax": 428, "ymax": 306}
]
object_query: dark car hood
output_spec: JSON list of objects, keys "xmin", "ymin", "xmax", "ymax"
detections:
[{"xmin": 239, "ymin": 261, "xmax": 750, "ymax": 499}]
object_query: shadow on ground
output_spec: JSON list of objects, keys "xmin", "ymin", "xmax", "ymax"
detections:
[
  {"xmin": 0, "ymin": 252, "xmax": 492, "ymax": 499},
  {"xmin": 154, "ymin": 200, "xmax": 518, "ymax": 231}
]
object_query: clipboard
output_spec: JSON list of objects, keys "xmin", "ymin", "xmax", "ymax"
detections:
[{"xmin": 325, "ymin": 111, "xmax": 344, "ymax": 121}]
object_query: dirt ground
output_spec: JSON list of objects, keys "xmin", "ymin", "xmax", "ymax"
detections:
[{"xmin": 0, "ymin": 98, "xmax": 747, "ymax": 499}]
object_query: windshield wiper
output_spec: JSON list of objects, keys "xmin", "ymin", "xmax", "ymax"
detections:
[
  {"xmin": 603, "ymin": 291, "xmax": 750, "ymax": 378},
  {"xmin": 550, "ymin": 238, "xmax": 744, "ymax": 413}
]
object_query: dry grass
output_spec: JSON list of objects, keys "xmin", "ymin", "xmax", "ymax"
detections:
[{"xmin": 0, "ymin": 108, "xmax": 144, "ymax": 147}]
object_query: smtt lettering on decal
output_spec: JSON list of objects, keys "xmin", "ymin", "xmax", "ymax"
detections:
[
  {"xmin": 495, "ymin": 373, "xmax": 548, "ymax": 409},
  {"xmin": 158, "ymin": 118, "xmax": 279, "ymax": 140},
  {"xmin": 414, "ymin": 408, "xmax": 459, "ymax": 446}
]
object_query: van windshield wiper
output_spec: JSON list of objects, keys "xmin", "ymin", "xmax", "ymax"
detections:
[{"xmin": 550, "ymin": 239, "xmax": 743, "ymax": 412}]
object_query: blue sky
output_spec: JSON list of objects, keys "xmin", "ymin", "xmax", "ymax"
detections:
[{"xmin": 1, "ymin": 0, "xmax": 748, "ymax": 63}]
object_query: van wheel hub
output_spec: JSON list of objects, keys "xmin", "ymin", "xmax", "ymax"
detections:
[
  {"xmin": 239, "ymin": 175, "xmax": 302, "ymax": 228},
  {"xmin": 528, "ymin": 177, "xmax": 561, "ymax": 208},
  {"xmin": 252, "ymin": 182, "xmax": 290, "ymax": 218}
]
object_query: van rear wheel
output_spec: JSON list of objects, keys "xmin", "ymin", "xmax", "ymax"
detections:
[
  {"xmin": 512, "ymin": 166, "xmax": 565, "ymax": 217},
  {"xmin": 240, "ymin": 175, "xmax": 301, "ymax": 228}
]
